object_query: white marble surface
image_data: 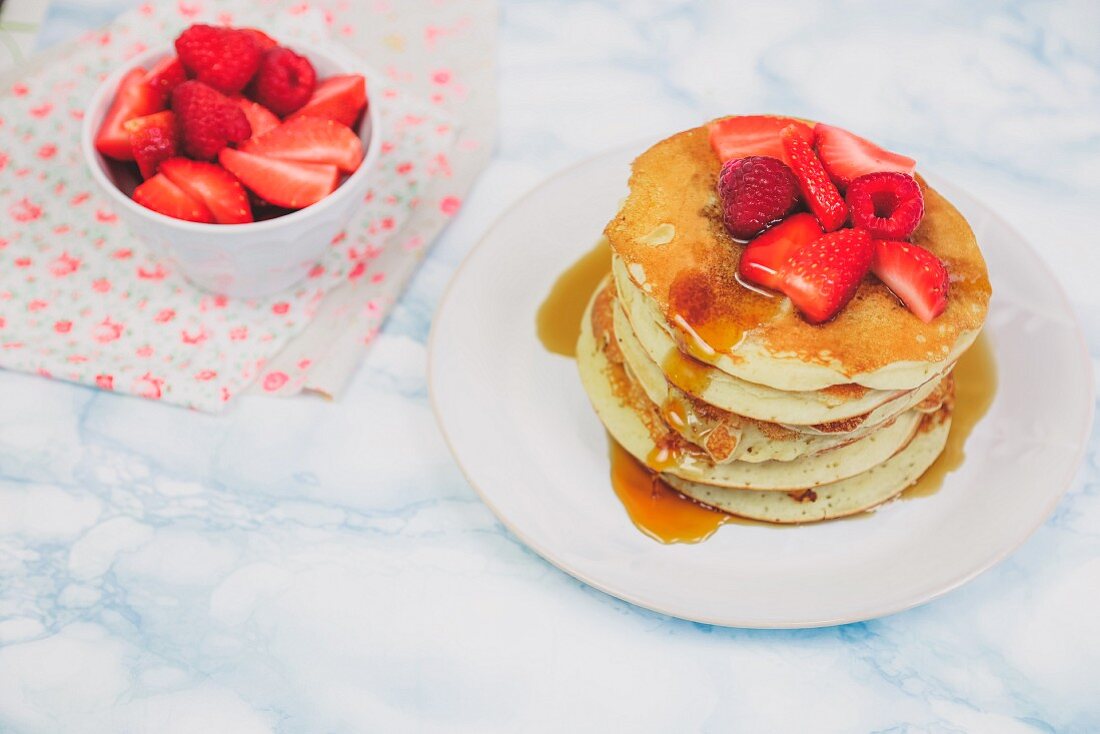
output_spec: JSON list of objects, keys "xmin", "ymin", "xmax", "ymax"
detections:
[{"xmin": 2, "ymin": 0, "xmax": 1098, "ymax": 731}]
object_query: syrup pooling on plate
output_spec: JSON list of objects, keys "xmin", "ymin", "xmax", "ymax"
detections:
[
  {"xmin": 536, "ymin": 237, "xmax": 612, "ymax": 357},
  {"xmin": 609, "ymin": 440, "xmax": 733, "ymax": 543},
  {"xmin": 902, "ymin": 334, "xmax": 997, "ymax": 500}
]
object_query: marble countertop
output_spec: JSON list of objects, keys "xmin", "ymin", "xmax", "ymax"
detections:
[{"xmin": 2, "ymin": 1, "xmax": 1098, "ymax": 731}]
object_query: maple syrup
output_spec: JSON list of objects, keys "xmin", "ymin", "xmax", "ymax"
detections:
[
  {"xmin": 661, "ymin": 348, "xmax": 714, "ymax": 396},
  {"xmin": 667, "ymin": 266, "xmax": 780, "ymax": 360},
  {"xmin": 536, "ymin": 236, "xmax": 612, "ymax": 357},
  {"xmin": 609, "ymin": 440, "xmax": 740, "ymax": 543},
  {"xmin": 536, "ymin": 240, "xmax": 998, "ymax": 542},
  {"xmin": 901, "ymin": 334, "xmax": 997, "ymax": 499}
]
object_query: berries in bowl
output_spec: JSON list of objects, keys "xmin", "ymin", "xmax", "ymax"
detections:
[{"xmin": 81, "ymin": 24, "xmax": 380, "ymax": 298}]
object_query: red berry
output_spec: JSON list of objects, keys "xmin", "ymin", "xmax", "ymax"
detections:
[
  {"xmin": 846, "ymin": 172, "xmax": 925, "ymax": 240},
  {"xmin": 159, "ymin": 157, "xmax": 253, "ymax": 224},
  {"xmin": 289, "ymin": 74, "xmax": 367, "ymax": 127},
  {"xmin": 143, "ymin": 55, "xmax": 188, "ymax": 107},
  {"xmin": 738, "ymin": 212, "xmax": 822, "ymax": 291},
  {"xmin": 231, "ymin": 96, "xmax": 281, "ymax": 139},
  {"xmin": 249, "ymin": 47, "xmax": 317, "ymax": 117},
  {"xmin": 814, "ymin": 123, "xmax": 916, "ymax": 191},
  {"xmin": 872, "ymin": 239, "xmax": 949, "ymax": 323},
  {"xmin": 241, "ymin": 116, "xmax": 364, "ymax": 173},
  {"xmin": 219, "ymin": 148, "xmax": 338, "ymax": 210},
  {"xmin": 780, "ymin": 228, "xmax": 873, "ymax": 324},
  {"xmin": 707, "ymin": 115, "xmax": 814, "ymax": 165},
  {"xmin": 94, "ymin": 67, "xmax": 164, "ymax": 161},
  {"xmin": 132, "ymin": 173, "xmax": 214, "ymax": 223},
  {"xmin": 175, "ymin": 24, "xmax": 263, "ymax": 94},
  {"xmin": 124, "ymin": 111, "xmax": 180, "ymax": 179},
  {"xmin": 171, "ymin": 80, "xmax": 252, "ymax": 160},
  {"xmin": 780, "ymin": 124, "xmax": 848, "ymax": 231},
  {"xmin": 716, "ymin": 156, "xmax": 800, "ymax": 240}
]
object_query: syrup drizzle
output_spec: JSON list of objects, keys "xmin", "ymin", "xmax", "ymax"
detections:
[
  {"xmin": 536, "ymin": 236, "xmax": 611, "ymax": 357},
  {"xmin": 901, "ymin": 334, "xmax": 997, "ymax": 500},
  {"xmin": 537, "ymin": 241, "xmax": 997, "ymax": 542}
]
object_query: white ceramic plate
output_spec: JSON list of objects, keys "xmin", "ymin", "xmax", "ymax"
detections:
[{"xmin": 429, "ymin": 143, "xmax": 1094, "ymax": 628}]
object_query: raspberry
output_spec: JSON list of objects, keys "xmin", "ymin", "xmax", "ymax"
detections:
[
  {"xmin": 846, "ymin": 172, "xmax": 925, "ymax": 240},
  {"xmin": 175, "ymin": 24, "xmax": 263, "ymax": 95},
  {"xmin": 249, "ymin": 47, "xmax": 317, "ymax": 117},
  {"xmin": 716, "ymin": 156, "xmax": 800, "ymax": 240},
  {"xmin": 171, "ymin": 80, "xmax": 252, "ymax": 160}
]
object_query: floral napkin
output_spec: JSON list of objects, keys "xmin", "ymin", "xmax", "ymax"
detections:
[{"xmin": 0, "ymin": 0, "xmax": 495, "ymax": 411}]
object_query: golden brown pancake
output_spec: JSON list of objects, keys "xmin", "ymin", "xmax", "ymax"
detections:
[{"xmin": 605, "ymin": 118, "xmax": 992, "ymax": 392}]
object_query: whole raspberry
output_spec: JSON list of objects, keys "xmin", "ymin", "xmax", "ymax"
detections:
[
  {"xmin": 846, "ymin": 172, "xmax": 925, "ymax": 240},
  {"xmin": 249, "ymin": 48, "xmax": 317, "ymax": 117},
  {"xmin": 175, "ymin": 24, "xmax": 263, "ymax": 95},
  {"xmin": 171, "ymin": 80, "xmax": 252, "ymax": 160},
  {"xmin": 716, "ymin": 156, "xmax": 800, "ymax": 240}
]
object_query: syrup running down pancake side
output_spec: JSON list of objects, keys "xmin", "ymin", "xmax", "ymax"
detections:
[{"xmin": 541, "ymin": 235, "xmax": 993, "ymax": 541}]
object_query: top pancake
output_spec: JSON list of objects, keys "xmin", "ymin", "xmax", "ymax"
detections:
[{"xmin": 604, "ymin": 117, "xmax": 992, "ymax": 392}]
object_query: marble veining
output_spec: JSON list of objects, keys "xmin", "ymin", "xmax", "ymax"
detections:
[{"xmin": 0, "ymin": 0, "xmax": 1097, "ymax": 731}]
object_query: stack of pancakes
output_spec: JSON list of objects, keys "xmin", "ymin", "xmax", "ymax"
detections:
[{"xmin": 577, "ymin": 123, "xmax": 991, "ymax": 523}]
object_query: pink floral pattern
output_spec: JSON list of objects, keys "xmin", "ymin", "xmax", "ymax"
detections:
[{"xmin": 0, "ymin": 0, "xmax": 484, "ymax": 412}]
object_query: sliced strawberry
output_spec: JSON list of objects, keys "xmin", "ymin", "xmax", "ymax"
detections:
[
  {"xmin": 95, "ymin": 67, "xmax": 164, "ymax": 160},
  {"xmin": 814, "ymin": 124, "xmax": 916, "ymax": 191},
  {"xmin": 124, "ymin": 110, "xmax": 180, "ymax": 179},
  {"xmin": 241, "ymin": 116, "xmax": 363, "ymax": 173},
  {"xmin": 159, "ymin": 157, "xmax": 253, "ymax": 224},
  {"xmin": 872, "ymin": 239, "xmax": 949, "ymax": 323},
  {"xmin": 288, "ymin": 74, "xmax": 367, "ymax": 127},
  {"xmin": 780, "ymin": 124, "xmax": 847, "ymax": 231},
  {"xmin": 132, "ymin": 173, "xmax": 215, "ymax": 223},
  {"xmin": 219, "ymin": 148, "xmax": 339, "ymax": 209},
  {"xmin": 241, "ymin": 28, "xmax": 279, "ymax": 51},
  {"xmin": 780, "ymin": 228, "xmax": 872, "ymax": 324},
  {"xmin": 738, "ymin": 213, "xmax": 823, "ymax": 291},
  {"xmin": 707, "ymin": 115, "xmax": 814, "ymax": 164},
  {"xmin": 144, "ymin": 55, "xmax": 188, "ymax": 107},
  {"xmin": 232, "ymin": 96, "xmax": 281, "ymax": 139}
]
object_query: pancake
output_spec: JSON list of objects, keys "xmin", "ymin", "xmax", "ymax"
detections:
[
  {"xmin": 614, "ymin": 258, "xmax": 950, "ymax": 427},
  {"xmin": 604, "ymin": 118, "xmax": 991, "ymax": 392},
  {"xmin": 612, "ymin": 284, "xmax": 949, "ymax": 463},
  {"xmin": 616, "ymin": 295, "xmax": 950, "ymax": 464},
  {"xmin": 579, "ymin": 284, "xmax": 927, "ymax": 491},
  {"xmin": 664, "ymin": 406, "xmax": 952, "ymax": 523}
]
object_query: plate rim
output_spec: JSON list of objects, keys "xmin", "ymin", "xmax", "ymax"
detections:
[{"xmin": 427, "ymin": 143, "xmax": 1096, "ymax": 628}]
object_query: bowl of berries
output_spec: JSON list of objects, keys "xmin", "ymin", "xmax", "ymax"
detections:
[{"xmin": 81, "ymin": 24, "xmax": 380, "ymax": 298}]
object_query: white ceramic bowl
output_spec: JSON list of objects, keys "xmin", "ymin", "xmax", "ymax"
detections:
[{"xmin": 81, "ymin": 41, "xmax": 381, "ymax": 298}]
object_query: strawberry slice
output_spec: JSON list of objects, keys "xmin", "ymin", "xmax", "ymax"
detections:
[
  {"xmin": 132, "ymin": 173, "xmax": 215, "ymax": 223},
  {"xmin": 159, "ymin": 157, "xmax": 253, "ymax": 224},
  {"xmin": 780, "ymin": 124, "xmax": 847, "ymax": 231},
  {"xmin": 95, "ymin": 67, "xmax": 164, "ymax": 160},
  {"xmin": 241, "ymin": 116, "xmax": 364, "ymax": 173},
  {"xmin": 144, "ymin": 55, "xmax": 188, "ymax": 107},
  {"xmin": 872, "ymin": 239, "xmax": 949, "ymax": 323},
  {"xmin": 780, "ymin": 228, "xmax": 872, "ymax": 323},
  {"xmin": 124, "ymin": 111, "xmax": 180, "ymax": 179},
  {"xmin": 707, "ymin": 115, "xmax": 814, "ymax": 164},
  {"xmin": 232, "ymin": 96, "xmax": 281, "ymax": 139},
  {"xmin": 814, "ymin": 124, "xmax": 916, "ymax": 191},
  {"xmin": 288, "ymin": 74, "xmax": 367, "ymax": 127},
  {"xmin": 219, "ymin": 148, "xmax": 339, "ymax": 209},
  {"xmin": 738, "ymin": 213, "xmax": 823, "ymax": 291}
]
